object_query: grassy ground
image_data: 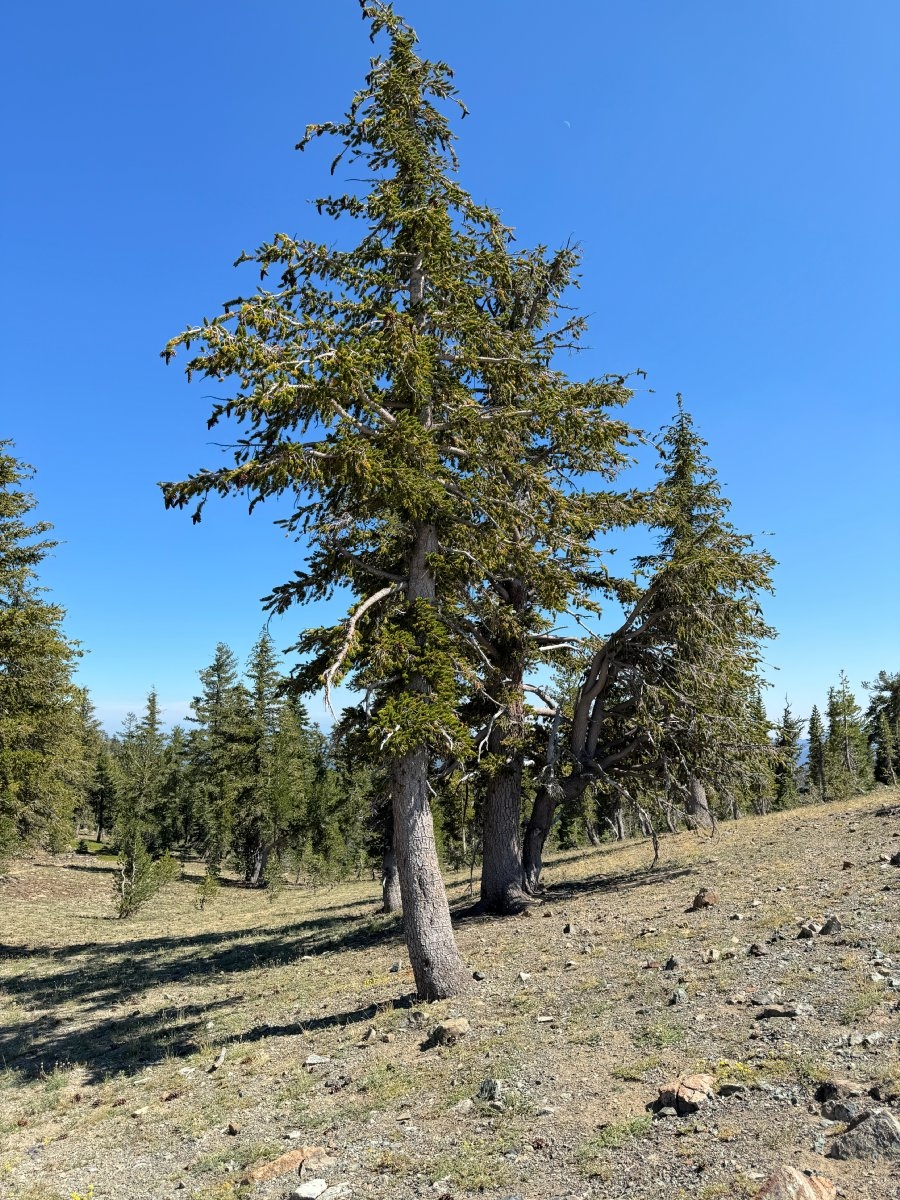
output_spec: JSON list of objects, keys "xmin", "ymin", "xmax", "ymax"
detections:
[{"xmin": 2, "ymin": 786, "xmax": 900, "ymax": 1200}]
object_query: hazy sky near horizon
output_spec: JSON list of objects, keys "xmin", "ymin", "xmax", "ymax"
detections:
[{"xmin": 2, "ymin": 0, "xmax": 898, "ymax": 731}]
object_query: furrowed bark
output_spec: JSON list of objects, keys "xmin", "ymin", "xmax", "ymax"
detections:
[{"xmin": 381, "ymin": 845, "xmax": 402, "ymax": 912}]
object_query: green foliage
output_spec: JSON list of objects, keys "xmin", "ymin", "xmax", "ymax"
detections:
[
  {"xmin": 806, "ymin": 704, "xmax": 826, "ymax": 802},
  {"xmin": 194, "ymin": 868, "xmax": 220, "ymax": 911},
  {"xmin": 772, "ymin": 699, "xmax": 803, "ymax": 809},
  {"xmin": 0, "ymin": 442, "xmax": 88, "ymax": 860},
  {"xmin": 825, "ymin": 671, "xmax": 874, "ymax": 799},
  {"xmin": 114, "ymin": 840, "xmax": 178, "ymax": 918},
  {"xmin": 866, "ymin": 670, "xmax": 900, "ymax": 786}
]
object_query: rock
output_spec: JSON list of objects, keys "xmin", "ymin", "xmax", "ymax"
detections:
[
  {"xmin": 304, "ymin": 1054, "xmax": 330, "ymax": 1066},
  {"xmin": 730, "ymin": 913, "xmax": 744, "ymax": 921},
  {"xmin": 797, "ymin": 922, "xmax": 821, "ymax": 939},
  {"xmin": 563, "ymin": 922, "xmax": 571, "ymax": 934},
  {"xmin": 653, "ymin": 1105, "xmax": 678, "ymax": 1118},
  {"xmin": 434, "ymin": 1018, "xmax": 470, "ymax": 1044},
  {"xmin": 754, "ymin": 1165, "xmax": 836, "ymax": 1199},
  {"xmin": 292, "ymin": 1183, "xmax": 328, "ymax": 1200},
  {"xmin": 318, "ymin": 1186, "xmax": 350, "ymax": 1200},
  {"xmin": 842, "ymin": 860, "xmax": 852, "ymax": 870},
  {"xmin": 656, "ymin": 1073, "xmax": 715, "ymax": 1116},
  {"xmin": 517, "ymin": 971, "xmax": 532, "ymax": 984},
  {"xmin": 226, "ymin": 1122, "xmax": 240, "ymax": 1136},
  {"xmin": 663, "ymin": 956, "xmax": 682, "ymax": 971},
  {"xmin": 748, "ymin": 943, "xmax": 768, "ymax": 957},
  {"xmin": 757, "ymin": 1003, "xmax": 799, "ymax": 1019},
  {"xmin": 703, "ymin": 948, "xmax": 721, "ymax": 963},
  {"xmin": 820, "ymin": 915, "xmax": 843, "ymax": 935},
  {"xmin": 477, "ymin": 1078, "xmax": 504, "ymax": 1101},
  {"xmin": 821, "ymin": 1098, "xmax": 863, "ymax": 1123},
  {"xmin": 827, "ymin": 1109, "xmax": 900, "ymax": 1159},
  {"xmin": 451, "ymin": 1097, "xmax": 474, "ymax": 1114},
  {"xmin": 691, "ymin": 888, "xmax": 719, "ymax": 911},
  {"xmin": 890, "ymin": 852, "xmax": 900, "ymax": 866},
  {"xmin": 669, "ymin": 987, "xmax": 689, "ymax": 1006},
  {"xmin": 388, "ymin": 961, "xmax": 402, "ymax": 973},
  {"xmin": 243, "ymin": 1147, "xmax": 320, "ymax": 1183},
  {"xmin": 207, "ymin": 1048, "xmax": 227, "ymax": 1073},
  {"xmin": 815, "ymin": 1078, "xmax": 866, "ymax": 1103},
  {"xmin": 473, "ymin": 970, "xmax": 485, "ymax": 981}
]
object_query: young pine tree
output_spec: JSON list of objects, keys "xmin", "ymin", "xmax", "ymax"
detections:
[
  {"xmin": 807, "ymin": 704, "xmax": 826, "ymax": 802},
  {"xmin": 865, "ymin": 671, "xmax": 900, "ymax": 786},
  {"xmin": 825, "ymin": 672, "xmax": 874, "ymax": 799},
  {"xmin": 772, "ymin": 699, "xmax": 804, "ymax": 809}
]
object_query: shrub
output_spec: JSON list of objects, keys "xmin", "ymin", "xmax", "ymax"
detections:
[{"xmin": 114, "ymin": 839, "xmax": 178, "ymax": 918}]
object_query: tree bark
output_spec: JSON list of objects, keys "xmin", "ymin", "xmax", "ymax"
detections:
[
  {"xmin": 392, "ymin": 745, "xmax": 466, "ymax": 999},
  {"xmin": 685, "ymin": 777, "xmax": 714, "ymax": 830},
  {"xmin": 390, "ymin": 522, "xmax": 466, "ymax": 1000},
  {"xmin": 480, "ymin": 748, "xmax": 528, "ymax": 912},
  {"xmin": 381, "ymin": 845, "xmax": 402, "ymax": 913}
]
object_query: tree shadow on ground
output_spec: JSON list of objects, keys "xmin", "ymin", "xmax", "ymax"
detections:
[{"xmin": 0, "ymin": 904, "xmax": 406, "ymax": 1083}]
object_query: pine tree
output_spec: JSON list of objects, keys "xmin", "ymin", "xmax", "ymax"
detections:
[
  {"xmin": 522, "ymin": 403, "xmax": 775, "ymax": 888},
  {"xmin": 865, "ymin": 671, "xmax": 900, "ymax": 786},
  {"xmin": 160, "ymin": 5, "xmax": 634, "ymax": 995},
  {"xmin": 187, "ymin": 644, "xmax": 252, "ymax": 872},
  {"xmin": 772, "ymin": 699, "xmax": 803, "ymax": 809},
  {"xmin": 806, "ymin": 704, "xmax": 826, "ymax": 802},
  {"xmin": 0, "ymin": 442, "xmax": 86, "ymax": 859},
  {"xmin": 825, "ymin": 672, "xmax": 874, "ymax": 799}
]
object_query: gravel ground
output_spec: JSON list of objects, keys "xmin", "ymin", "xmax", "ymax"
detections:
[{"xmin": 2, "ymin": 786, "xmax": 900, "ymax": 1200}]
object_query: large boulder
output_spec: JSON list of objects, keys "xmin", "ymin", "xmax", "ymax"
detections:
[
  {"xmin": 754, "ymin": 1165, "xmax": 836, "ymax": 1199},
  {"xmin": 827, "ymin": 1108, "xmax": 900, "ymax": 1160}
]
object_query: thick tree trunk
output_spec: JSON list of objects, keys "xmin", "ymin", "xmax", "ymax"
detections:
[
  {"xmin": 390, "ymin": 522, "xmax": 466, "ymax": 1000},
  {"xmin": 685, "ymin": 777, "xmax": 714, "ymax": 830},
  {"xmin": 381, "ymin": 845, "xmax": 402, "ymax": 913},
  {"xmin": 392, "ymin": 746, "xmax": 466, "ymax": 999},
  {"xmin": 480, "ymin": 751, "xmax": 528, "ymax": 912}
]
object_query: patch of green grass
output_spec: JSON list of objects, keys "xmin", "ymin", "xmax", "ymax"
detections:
[
  {"xmin": 611, "ymin": 1054, "xmax": 664, "ymax": 1082},
  {"xmin": 431, "ymin": 1135, "xmax": 516, "ymax": 1193},
  {"xmin": 840, "ymin": 980, "xmax": 885, "ymax": 1025},
  {"xmin": 634, "ymin": 1019, "xmax": 686, "ymax": 1049},
  {"xmin": 578, "ymin": 1116, "xmax": 653, "ymax": 1175}
]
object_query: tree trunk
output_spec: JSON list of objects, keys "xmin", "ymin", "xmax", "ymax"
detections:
[
  {"xmin": 248, "ymin": 839, "xmax": 273, "ymax": 887},
  {"xmin": 685, "ymin": 777, "xmax": 714, "ymax": 830},
  {"xmin": 390, "ymin": 521, "xmax": 466, "ymax": 1000},
  {"xmin": 392, "ymin": 746, "xmax": 466, "ymax": 999},
  {"xmin": 521, "ymin": 782, "xmax": 555, "ymax": 894},
  {"xmin": 381, "ymin": 845, "xmax": 402, "ymax": 913},
  {"xmin": 480, "ymin": 751, "xmax": 528, "ymax": 912}
]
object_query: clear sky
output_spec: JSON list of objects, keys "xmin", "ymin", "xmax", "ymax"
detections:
[{"xmin": 2, "ymin": 1, "xmax": 897, "ymax": 732}]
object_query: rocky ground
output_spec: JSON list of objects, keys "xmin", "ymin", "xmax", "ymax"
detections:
[{"xmin": 2, "ymin": 787, "xmax": 900, "ymax": 1200}]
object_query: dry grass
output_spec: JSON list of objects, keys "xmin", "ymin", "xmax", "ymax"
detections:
[{"xmin": 2, "ymin": 785, "xmax": 900, "ymax": 1199}]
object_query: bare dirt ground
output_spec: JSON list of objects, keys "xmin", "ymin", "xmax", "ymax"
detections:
[{"xmin": 2, "ymin": 786, "xmax": 899, "ymax": 1200}]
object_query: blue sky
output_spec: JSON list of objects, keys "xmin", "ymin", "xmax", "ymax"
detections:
[{"xmin": 2, "ymin": 1, "xmax": 897, "ymax": 731}]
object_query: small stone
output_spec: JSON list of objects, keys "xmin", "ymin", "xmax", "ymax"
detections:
[
  {"xmin": 669, "ymin": 987, "xmax": 689, "ymax": 1006},
  {"xmin": 292, "ymin": 1183, "xmax": 328, "ymax": 1200},
  {"xmin": 381, "ymin": 1033, "xmax": 395, "ymax": 1043},
  {"xmin": 226, "ymin": 1122, "xmax": 240, "ymax": 1136},
  {"xmin": 820, "ymin": 916, "xmax": 843, "ymax": 935},
  {"xmin": 473, "ymin": 970, "xmax": 485, "ymax": 981},
  {"xmin": 827, "ymin": 1109, "xmax": 900, "ymax": 1160},
  {"xmin": 890, "ymin": 852, "xmax": 900, "ymax": 866},
  {"xmin": 434, "ymin": 1018, "xmax": 470, "ymax": 1044},
  {"xmin": 748, "ymin": 943, "xmax": 768, "ymax": 957},
  {"xmin": 304, "ymin": 1054, "xmax": 330, "ymax": 1066},
  {"xmin": 691, "ymin": 888, "xmax": 719, "ymax": 911},
  {"xmin": 656, "ymin": 1073, "xmax": 715, "ymax": 1116},
  {"xmin": 798, "ymin": 922, "xmax": 822, "ymax": 939},
  {"xmin": 654, "ymin": 1105, "xmax": 678, "ymax": 1118},
  {"xmin": 318, "ymin": 1186, "xmax": 350, "ymax": 1200},
  {"xmin": 754, "ymin": 1165, "xmax": 836, "ymax": 1199},
  {"xmin": 729, "ymin": 913, "xmax": 744, "ymax": 921},
  {"xmin": 477, "ymin": 1078, "xmax": 504, "ymax": 1101},
  {"xmin": 451, "ymin": 1097, "xmax": 474, "ymax": 1114},
  {"xmin": 388, "ymin": 961, "xmax": 402, "ymax": 973},
  {"xmin": 517, "ymin": 971, "xmax": 531, "ymax": 984},
  {"xmin": 842, "ymin": 860, "xmax": 852, "ymax": 870},
  {"xmin": 703, "ymin": 948, "xmax": 721, "ymax": 964},
  {"xmin": 757, "ymin": 1003, "xmax": 799, "ymax": 1019},
  {"xmin": 663, "ymin": 956, "xmax": 682, "ymax": 971},
  {"xmin": 131, "ymin": 1106, "xmax": 149, "ymax": 1117},
  {"xmin": 563, "ymin": 922, "xmax": 571, "ymax": 934},
  {"xmin": 207, "ymin": 1048, "xmax": 227, "ymax": 1072}
]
